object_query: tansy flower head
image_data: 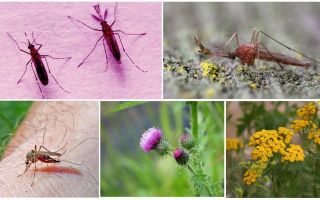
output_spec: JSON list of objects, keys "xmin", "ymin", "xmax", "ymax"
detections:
[
  {"xmin": 173, "ymin": 149, "xmax": 189, "ymax": 165},
  {"xmin": 226, "ymin": 138, "xmax": 243, "ymax": 151},
  {"xmin": 296, "ymin": 102, "xmax": 317, "ymax": 120},
  {"xmin": 140, "ymin": 127, "xmax": 162, "ymax": 152}
]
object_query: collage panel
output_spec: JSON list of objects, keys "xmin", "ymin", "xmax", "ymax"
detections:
[
  {"xmin": 1, "ymin": 2, "xmax": 162, "ymax": 99},
  {"xmin": 227, "ymin": 101, "xmax": 320, "ymax": 197},
  {"xmin": 100, "ymin": 101, "xmax": 224, "ymax": 197},
  {"xmin": 164, "ymin": 2, "xmax": 320, "ymax": 99},
  {"xmin": 0, "ymin": 101, "xmax": 99, "ymax": 197}
]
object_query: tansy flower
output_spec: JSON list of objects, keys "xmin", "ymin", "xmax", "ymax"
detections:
[
  {"xmin": 226, "ymin": 138, "xmax": 243, "ymax": 151},
  {"xmin": 140, "ymin": 127, "xmax": 162, "ymax": 152},
  {"xmin": 296, "ymin": 102, "xmax": 317, "ymax": 120},
  {"xmin": 281, "ymin": 144, "xmax": 305, "ymax": 162},
  {"xmin": 290, "ymin": 120, "xmax": 310, "ymax": 133}
]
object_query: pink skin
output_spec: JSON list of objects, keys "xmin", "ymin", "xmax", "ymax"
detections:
[{"xmin": 1, "ymin": 2, "xmax": 162, "ymax": 99}]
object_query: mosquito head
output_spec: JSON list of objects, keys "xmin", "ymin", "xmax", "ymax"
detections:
[
  {"xmin": 27, "ymin": 44, "xmax": 34, "ymax": 49},
  {"xmin": 26, "ymin": 150, "xmax": 36, "ymax": 163}
]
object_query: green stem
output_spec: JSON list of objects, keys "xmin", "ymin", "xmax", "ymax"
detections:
[
  {"xmin": 271, "ymin": 169, "xmax": 278, "ymax": 197},
  {"xmin": 314, "ymin": 144, "xmax": 320, "ymax": 197},
  {"xmin": 190, "ymin": 102, "xmax": 198, "ymax": 139},
  {"xmin": 187, "ymin": 164, "xmax": 213, "ymax": 196}
]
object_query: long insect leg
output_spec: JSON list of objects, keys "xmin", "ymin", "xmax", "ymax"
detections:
[
  {"xmin": 110, "ymin": 2, "xmax": 118, "ymax": 27},
  {"xmin": 42, "ymin": 55, "xmax": 71, "ymax": 60},
  {"xmin": 78, "ymin": 35, "xmax": 104, "ymax": 68},
  {"xmin": 7, "ymin": 33, "xmax": 30, "ymax": 55},
  {"xmin": 114, "ymin": 33, "xmax": 147, "ymax": 72},
  {"xmin": 259, "ymin": 30, "xmax": 320, "ymax": 64},
  {"xmin": 30, "ymin": 62, "xmax": 45, "ymax": 98},
  {"xmin": 17, "ymin": 59, "xmax": 32, "ymax": 84},
  {"xmin": 224, "ymin": 32, "xmax": 240, "ymax": 48},
  {"xmin": 17, "ymin": 163, "xmax": 32, "ymax": 177},
  {"xmin": 113, "ymin": 30, "xmax": 146, "ymax": 36},
  {"xmin": 31, "ymin": 161, "xmax": 36, "ymax": 187},
  {"xmin": 259, "ymin": 42, "xmax": 284, "ymax": 69},
  {"xmin": 43, "ymin": 57, "xmax": 70, "ymax": 94},
  {"xmin": 102, "ymin": 39, "xmax": 109, "ymax": 72},
  {"xmin": 67, "ymin": 16, "xmax": 102, "ymax": 32}
]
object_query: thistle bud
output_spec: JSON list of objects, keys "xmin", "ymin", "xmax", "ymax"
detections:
[
  {"xmin": 173, "ymin": 149, "xmax": 189, "ymax": 165},
  {"xmin": 180, "ymin": 133, "xmax": 196, "ymax": 150}
]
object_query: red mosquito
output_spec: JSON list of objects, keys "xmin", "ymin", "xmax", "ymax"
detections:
[
  {"xmin": 68, "ymin": 3, "xmax": 147, "ymax": 72},
  {"xmin": 195, "ymin": 28, "xmax": 320, "ymax": 68},
  {"xmin": 7, "ymin": 32, "xmax": 71, "ymax": 98}
]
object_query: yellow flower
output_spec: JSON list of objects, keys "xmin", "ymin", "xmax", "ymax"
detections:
[
  {"xmin": 290, "ymin": 120, "xmax": 310, "ymax": 133},
  {"xmin": 226, "ymin": 138, "xmax": 243, "ymax": 151},
  {"xmin": 281, "ymin": 144, "xmax": 305, "ymax": 162},
  {"xmin": 243, "ymin": 161, "xmax": 267, "ymax": 185},
  {"xmin": 296, "ymin": 102, "xmax": 317, "ymax": 120},
  {"xmin": 308, "ymin": 128, "xmax": 320, "ymax": 144}
]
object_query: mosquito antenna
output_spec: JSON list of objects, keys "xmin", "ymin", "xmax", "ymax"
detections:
[
  {"xmin": 93, "ymin": 4, "xmax": 103, "ymax": 20},
  {"xmin": 259, "ymin": 30, "xmax": 320, "ymax": 64},
  {"xmin": 24, "ymin": 32, "xmax": 31, "ymax": 45},
  {"xmin": 104, "ymin": 7, "xmax": 108, "ymax": 20}
]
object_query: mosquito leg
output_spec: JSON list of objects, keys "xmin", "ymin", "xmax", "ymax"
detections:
[
  {"xmin": 111, "ymin": 2, "xmax": 118, "ymax": 27},
  {"xmin": 224, "ymin": 33, "xmax": 240, "ymax": 48},
  {"xmin": 113, "ymin": 30, "xmax": 146, "ymax": 36},
  {"xmin": 31, "ymin": 32, "xmax": 43, "ymax": 50},
  {"xmin": 78, "ymin": 35, "xmax": 104, "ymax": 68},
  {"xmin": 30, "ymin": 62, "xmax": 45, "ymax": 98},
  {"xmin": 7, "ymin": 33, "xmax": 30, "ymax": 55},
  {"xmin": 42, "ymin": 55, "xmax": 71, "ymax": 60},
  {"xmin": 43, "ymin": 57, "xmax": 70, "ymax": 94},
  {"xmin": 31, "ymin": 162, "xmax": 36, "ymax": 187},
  {"xmin": 17, "ymin": 163, "xmax": 32, "ymax": 177},
  {"xmin": 259, "ymin": 30, "xmax": 320, "ymax": 64},
  {"xmin": 67, "ymin": 16, "xmax": 102, "ymax": 32},
  {"xmin": 102, "ymin": 39, "xmax": 109, "ymax": 72},
  {"xmin": 260, "ymin": 42, "xmax": 284, "ymax": 69},
  {"xmin": 17, "ymin": 59, "xmax": 31, "ymax": 84},
  {"xmin": 114, "ymin": 33, "xmax": 147, "ymax": 72}
]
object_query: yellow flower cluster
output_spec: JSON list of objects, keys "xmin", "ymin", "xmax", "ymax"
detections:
[
  {"xmin": 278, "ymin": 127, "xmax": 294, "ymax": 144},
  {"xmin": 243, "ymin": 169, "xmax": 258, "ymax": 185},
  {"xmin": 200, "ymin": 61, "xmax": 218, "ymax": 79},
  {"xmin": 249, "ymin": 130, "xmax": 286, "ymax": 162},
  {"xmin": 226, "ymin": 138, "xmax": 243, "ymax": 151},
  {"xmin": 281, "ymin": 144, "xmax": 305, "ymax": 162},
  {"xmin": 296, "ymin": 102, "xmax": 317, "ymax": 120},
  {"xmin": 308, "ymin": 128, "xmax": 320, "ymax": 144},
  {"xmin": 290, "ymin": 119, "xmax": 310, "ymax": 133},
  {"xmin": 243, "ymin": 161, "xmax": 267, "ymax": 185}
]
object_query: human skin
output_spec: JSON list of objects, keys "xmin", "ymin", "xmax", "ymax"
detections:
[{"xmin": 0, "ymin": 102, "xmax": 99, "ymax": 197}]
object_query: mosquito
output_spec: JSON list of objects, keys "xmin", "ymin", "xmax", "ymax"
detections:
[
  {"xmin": 68, "ymin": 3, "xmax": 147, "ymax": 72},
  {"xmin": 17, "ymin": 128, "xmax": 96, "ymax": 186},
  {"xmin": 195, "ymin": 28, "xmax": 320, "ymax": 68},
  {"xmin": 7, "ymin": 32, "xmax": 71, "ymax": 98}
]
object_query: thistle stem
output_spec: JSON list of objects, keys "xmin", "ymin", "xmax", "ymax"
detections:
[{"xmin": 187, "ymin": 164, "xmax": 213, "ymax": 196}]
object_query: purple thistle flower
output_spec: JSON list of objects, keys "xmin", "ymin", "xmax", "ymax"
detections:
[
  {"xmin": 173, "ymin": 148, "xmax": 189, "ymax": 165},
  {"xmin": 180, "ymin": 133, "xmax": 196, "ymax": 150},
  {"xmin": 140, "ymin": 127, "xmax": 162, "ymax": 152}
]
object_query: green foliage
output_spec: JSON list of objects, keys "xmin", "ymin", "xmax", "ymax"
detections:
[
  {"xmin": 100, "ymin": 101, "xmax": 224, "ymax": 196},
  {"xmin": 0, "ymin": 101, "xmax": 32, "ymax": 158}
]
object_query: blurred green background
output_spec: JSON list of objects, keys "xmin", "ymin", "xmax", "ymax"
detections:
[
  {"xmin": 100, "ymin": 101, "xmax": 224, "ymax": 196},
  {"xmin": 0, "ymin": 101, "xmax": 32, "ymax": 158}
]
